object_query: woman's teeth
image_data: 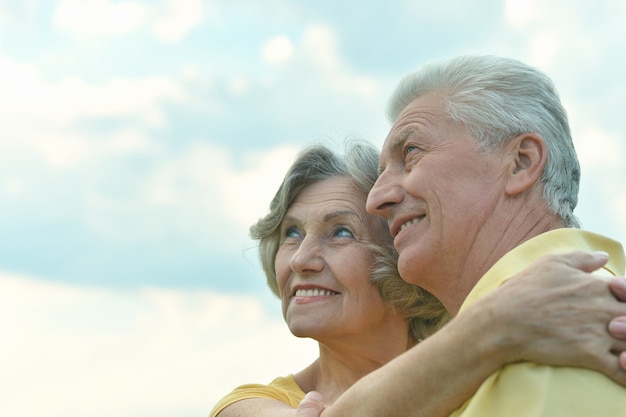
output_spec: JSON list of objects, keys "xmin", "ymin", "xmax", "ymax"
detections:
[{"xmin": 295, "ymin": 289, "xmax": 336, "ymax": 297}]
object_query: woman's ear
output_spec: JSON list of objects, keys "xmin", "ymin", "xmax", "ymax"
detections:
[{"xmin": 504, "ymin": 133, "xmax": 547, "ymax": 196}]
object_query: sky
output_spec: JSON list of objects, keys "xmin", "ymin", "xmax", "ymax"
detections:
[{"xmin": 1, "ymin": 0, "xmax": 625, "ymax": 416}]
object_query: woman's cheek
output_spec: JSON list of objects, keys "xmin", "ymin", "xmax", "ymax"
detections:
[{"xmin": 274, "ymin": 250, "xmax": 291, "ymax": 297}]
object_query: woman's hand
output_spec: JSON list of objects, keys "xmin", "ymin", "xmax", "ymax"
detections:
[
  {"xmin": 296, "ymin": 392, "xmax": 325, "ymax": 417},
  {"xmin": 465, "ymin": 250, "xmax": 626, "ymax": 385},
  {"xmin": 608, "ymin": 277, "xmax": 626, "ymax": 371}
]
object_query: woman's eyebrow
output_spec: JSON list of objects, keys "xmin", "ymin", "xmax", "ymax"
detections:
[{"xmin": 323, "ymin": 210, "xmax": 360, "ymax": 223}]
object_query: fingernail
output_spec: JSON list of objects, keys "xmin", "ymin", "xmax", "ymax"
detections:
[
  {"xmin": 609, "ymin": 317, "xmax": 626, "ymax": 338},
  {"xmin": 612, "ymin": 277, "xmax": 626, "ymax": 290},
  {"xmin": 304, "ymin": 391, "xmax": 323, "ymax": 402}
]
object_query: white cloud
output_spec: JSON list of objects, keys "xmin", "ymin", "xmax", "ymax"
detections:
[
  {"xmin": 0, "ymin": 52, "xmax": 301, "ymax": 253},
  {"xmin": 223, "ymin": 145, "xmax": 300, "ymax": 228},
  {"xmin": 228, "ymin": 75, "xmax": 250, "ymax": 95},
  {"xmin": 70, "ymin": 142, "xmax": 299, "ymax": 251},
  {"xmin": 573, "ymin": 127, "xmax": 626, "ymax": 237},
  {"xmin": 527, "ymin": 31, "xmax": 560, "ymax": 69},
  {"xmin": 302, "ymin": 24, "xmax": 341, "ymax": 71},
  {"xmin": 50, "ymin": 76, "xmax": 182, "ymax": 126},
  {"xmin": 3, "ymin": 0, "xmax": 624, "ymax": 297},
  {"xmin": 504, "ymin": 0, "xmax": 539, "ymax": 28},
  {"xmin": 53, "ymin": 0, "xmax": 213, "ymax": 42},
  {"xmin": 0, "ymin": 54, "xmax": 183, "ymax": 171},
  {"xmin": 0, "ymin": 0, "xmax": 40, "ymax": 29},
  {"xmin": 574, "ymin": 128, "xmax": 623, "ymax": 169},
  {"xmin": 53, "ymin": 0, "xmax": 147, "ymax": 36},
  {"xmin": 0, "ymin": 271, "xmax": 317, "ymax": 417},
  {"xmin": 152, "ymin": 0, "xmax": 205, "ymax": 43},
  {"xmin": 614, "ymin": 195, "xmax": 626, "ymax": 242},
  {"xmin": 261, "ymin": 35, "xmax": 294, "ymax": 65},
  {"xmin": 283, "ymin": 24, "xmax": 384, "ymax": 105},
  {"xmin": 500, "ymin": 1, "xmax": 625, "ymax": 77},
  {"xmin": 0, "ymin": 55, "xmax": 183, "ymax": 128}
]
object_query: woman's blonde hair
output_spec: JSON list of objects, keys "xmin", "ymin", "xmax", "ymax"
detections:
[{"xmin": 250, "ymin": 140, "xmax": 448, "ymax": 340}]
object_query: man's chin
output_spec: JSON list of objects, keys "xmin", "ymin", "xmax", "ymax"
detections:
[{"xmin": 397, "ymin": 248, "xmax": 433, "ymax": 287}]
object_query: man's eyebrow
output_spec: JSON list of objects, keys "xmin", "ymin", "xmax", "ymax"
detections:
[
  {"xmin": 379, "ymin": 128, "xmax": 416, "ymax": 174},
  {"xmin": 389, "ymin": 127, "xmax": 417, "ymax": 152}
]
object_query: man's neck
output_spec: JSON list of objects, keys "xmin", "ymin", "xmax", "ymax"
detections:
[{"xmin": 443, "ymin": 205, "xmax": 565, "ymax": 316}]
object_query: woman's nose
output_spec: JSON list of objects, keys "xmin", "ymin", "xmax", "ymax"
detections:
[{"xmin": 289, "ymin": 236, "xmax": 324, "ymax": 275}]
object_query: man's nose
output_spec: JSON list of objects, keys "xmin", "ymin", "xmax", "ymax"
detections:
[{"xmin": 366, "ymin": 170, "xmax": 402, "ymax": 219}]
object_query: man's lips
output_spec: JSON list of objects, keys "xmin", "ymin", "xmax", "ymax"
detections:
[{"xmin": 391, "ymin": 215, "xmax": 426, "ymax": 237}]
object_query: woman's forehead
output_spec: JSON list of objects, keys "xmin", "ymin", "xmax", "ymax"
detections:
[{"xmin": 285, "ymin": 178, "xmax": 368, "ymax": 220}]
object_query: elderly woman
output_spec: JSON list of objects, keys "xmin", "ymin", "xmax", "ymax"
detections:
[{"xmin": 210, "ymin": 141, "xmax": 626, "ymax": 417}]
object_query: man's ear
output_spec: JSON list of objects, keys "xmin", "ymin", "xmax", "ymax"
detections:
[{"xmin": 504, "ymin": 133, "xmax": 547, "ymax": 196}]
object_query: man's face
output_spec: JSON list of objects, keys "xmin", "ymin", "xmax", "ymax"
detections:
[{"xmin": 366, "ymin": 91, "xmax": 509, "ymax": 307}]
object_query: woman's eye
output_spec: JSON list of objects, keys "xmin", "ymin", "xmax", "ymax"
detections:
[
  {"xmin": 334, "ymin": 227, "xmax": 354, "ymax": 238},
  {"xmin": 285, "ymin": 226, "xmax": 301, "ymax": 238}
]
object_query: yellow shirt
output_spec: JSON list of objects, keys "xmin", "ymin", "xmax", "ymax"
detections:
[
  {"xmin": 451, "ymin": 229, "xmax": 626, "ymax": 417},
  {"xmin": 209, "ymin": 374, "xmax": 305, "ymax": 417}
]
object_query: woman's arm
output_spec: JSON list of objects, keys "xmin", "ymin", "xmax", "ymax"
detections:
[
  {"xmin": 218, "ymin": 251, "xmax": 626, "ymax": 417},
  {"xmin": 217, "ymin": 398, "xmax": 302, "ymax": 417}
]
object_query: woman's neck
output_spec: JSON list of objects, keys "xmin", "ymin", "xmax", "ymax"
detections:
[{"xmin": 294, "ymin": 325, "xmax": 413, "ymax": 405}]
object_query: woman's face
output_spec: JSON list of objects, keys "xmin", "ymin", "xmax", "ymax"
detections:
[{"xmin": 274, "ymin": 176, "xmax": 397, "ymax": 341}]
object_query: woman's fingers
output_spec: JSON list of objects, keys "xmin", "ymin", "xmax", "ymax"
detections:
[
  {"xmin": 296, "ymin": 392, "xmax": 325, "ymax": 417},
  {"xmin": 609, "ymin": 277, "xmax": 626, "ymax": 302},
  {"xmin": 550, "ymin": 250, "xmax": 609, "ymax": 273},
  {"xmin": 609, "ymin": 317, "xmax": 626, "ymax": 340}
]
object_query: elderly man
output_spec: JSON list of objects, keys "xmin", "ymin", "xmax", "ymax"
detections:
[{"xmin": 364, "ymin": 55, "xmax": 626, "ymax": 416}]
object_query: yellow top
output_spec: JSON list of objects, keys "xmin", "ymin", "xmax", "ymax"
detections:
[
  {"xmin": 451, "ymin": 228, "xmax": 626, "ymax": 417},
  {"xmin": 209, "ymin": 374, "xmax": 305, "ymax": 417}
]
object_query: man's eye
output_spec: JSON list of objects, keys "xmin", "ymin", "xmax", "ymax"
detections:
[
  {"xmin": 405, "ymin": 145, "xmax": 418, "ymax": 155},
  {"xmin": 334, "ymin": 227, "xmax": 354, "ymax": 238}
]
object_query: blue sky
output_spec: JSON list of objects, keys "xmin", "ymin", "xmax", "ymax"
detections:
[{"xmin": 1, "ymin": 1, "xmax": 625, "ymax": 416}]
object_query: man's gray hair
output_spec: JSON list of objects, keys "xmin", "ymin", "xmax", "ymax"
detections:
[{"xmin": 387, "ymin": 55, "xmax": 580, "ymax": 228}]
